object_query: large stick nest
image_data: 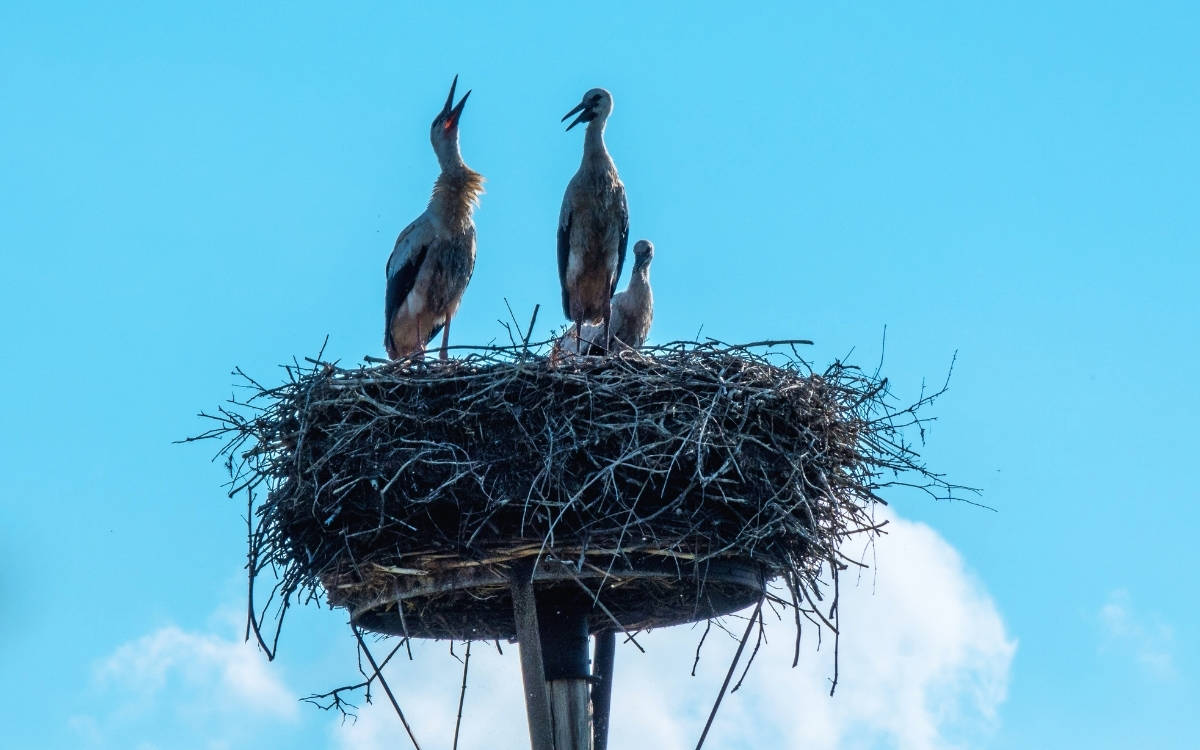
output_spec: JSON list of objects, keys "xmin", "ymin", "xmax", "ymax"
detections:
[{"xmin": 194, "ymin": 340, "xmax": 959, "ymax": 651}]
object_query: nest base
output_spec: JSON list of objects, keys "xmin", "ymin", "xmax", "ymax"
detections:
[{"xmin": 345, "ymin": 555, "xmax": 765, "ymax": 640}]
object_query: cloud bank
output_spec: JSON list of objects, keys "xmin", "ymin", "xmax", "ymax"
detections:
[
  {"xmin": 76, "ymin": 511, "xmax": 1013, "ymax": 750},
  {"xmin": 337, "ymin": 511, "xmax": 1016, "ymax": 750},
  {"xmin": 72, "ymin": 621, "xmax": 298, "ymax": 748},
  {"xmin": 96, "ymin": 624, "xmax": 299, "ymax": 720}
]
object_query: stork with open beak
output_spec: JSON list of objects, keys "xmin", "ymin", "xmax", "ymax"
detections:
[
  {"xmin": 558, "ymin": 88, "xmax": 628, "ymax": 351},
  {"xmin": 384, "ymin": 75, "xmax": 484, "ymax": 361}
]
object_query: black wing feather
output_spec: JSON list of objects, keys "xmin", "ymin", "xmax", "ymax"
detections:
[
  {"xmin": 612, "ymin": 188, "xmax": 629, "ymax": 299},
  {"xmin": 383, "ymin": 243, "xmax": 429, "ymax": 351},
  {"xmin": 558, "ymin": 208, "xmax": 572, "ymax": 319}
]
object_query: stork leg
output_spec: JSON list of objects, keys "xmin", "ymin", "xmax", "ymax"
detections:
[
  {"xmin": 573, "ymin": 319, "xmax": 588, "ymax": 356},
  {"xmin": 603, "ymin": 299, "xmax": 613, "ymax": 355},
  {"xmin": 440, "ymin": 318, "xmax": 452, "ymax": 361},
  {"xmin": 411, "ymin": 314, "xmax": 425, "ymax": 361}
]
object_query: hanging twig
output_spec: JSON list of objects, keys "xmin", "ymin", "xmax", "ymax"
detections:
[
  {"xmin": 730, "ymin": 607, "xmax": 766, "ymax": 693},
  {"xmin": 452, "ymin": 641, "xmax": 471, "ymax": 750},
  {"xmin": 694, "ymin": 601, "xmax": 763, "ymax": 750},
  {"xmin": 691, "ymin": 620, "xmax": 712, "ymax": 677},
  {"xmin": 302, "ymin": 637, "xmax": 407, "ymax": 716},
  {"xmin": 354, "ymin": 627, "xmax": 423, "ymax": 750}
]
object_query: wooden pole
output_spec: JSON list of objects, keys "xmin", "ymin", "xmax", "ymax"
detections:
[
  {"xmin": 511, "ymin": 557, "xmax": 597, "ymax": 750},
  {"xmin": 591, "ymin": 630, "xmax": 616, "ymax": 750},
  {"xmin": 538, "ymin": 599, "xmax": 592, "ymax": 750},
  {"xmin": 511, "ymin": 562, "xmax": 555, "ymax": 750},
  {"xmin": 548, "ymin": 679, "xmax": 591, "ymax": 750}
]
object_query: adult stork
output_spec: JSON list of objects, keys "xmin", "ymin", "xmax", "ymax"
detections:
[
  {"xmin": 554, "ymin": 239, "xmax": 655, "ymax": 357},
  {"xmin": 558, "ymin": 88, "xmax": 628, "ymax": 351},
  {"xmin": 384, "ymin": 75, "xmax": 484, "ymax": 360}
]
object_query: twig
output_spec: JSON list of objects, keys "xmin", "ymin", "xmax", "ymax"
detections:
[
  {"xmin": 354, "ymin": 627, "xmax": 423, "ymax": 750},
  {"xmin": 694, "ymin": 601, "xmax": 763, "ymax": 750},
  {"xmin": 452, "ymin": 641, "xmax": 470, "ymax": 750}
]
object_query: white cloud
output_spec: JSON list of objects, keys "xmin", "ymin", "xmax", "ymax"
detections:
[
  {"xmin": 97, "ymin": 624, "xmax": 298, "ymax": 721},
  {"xmin": 332, "ymin": 510, "xmax": 1015, "ymax": 750},
  {"xmin": 332, "ymin": 640, "xmax": 526, "ymax": 750},
  {"xmin": 74, "ymin": 617, "xmax": 301, "ymax": 749},
  {"xmin": 1099, "ymin": 588, "xmax": 1175, "ymax": 679},
  {"xmin": 73, "ymin": 511, "xmax": 1011, "ymax": 750}
]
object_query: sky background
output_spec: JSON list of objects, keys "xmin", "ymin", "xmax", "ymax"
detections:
[{"xmin": 2, "ymin": 1, "xmax": 1197, "ymax": 747}]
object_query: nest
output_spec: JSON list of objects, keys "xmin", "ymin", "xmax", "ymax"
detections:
[{"xmin": 194, "ymin": 340, "xmax": 958, "ymax": 652}]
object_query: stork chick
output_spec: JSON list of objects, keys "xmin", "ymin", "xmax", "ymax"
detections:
[
  {"xmin": 607, "ymin": 239, "xmax": 654, "ymax": 350},
  {"xmin": 553, "ymin": 239, "xmax": 654, "ymax": 357},
  {"xmin": 558, "ymin": 88, "xmax": 628, "ymax": 351},
  {"xmin": 385, "ymin": 75, "xmax": 484, "ymax": 360},
  {"xmin": 552, "ymin": 322, "xmax": 605, "ymax": 358}
]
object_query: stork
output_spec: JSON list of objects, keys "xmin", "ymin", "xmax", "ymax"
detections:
[
  {"xmin": 554, "ymin": 239, "xmax": 655, "ymax": 357},
  {"xmin": 558, "ymin": 88, "xmax": 628, "ymax": 351},
  {"xmin": 607, "ymin": 239, "xmax": 654, "ymax": 350},
  {"xmin": 385, "ymin": 75, "xmax": 484, "ymax": 361}
]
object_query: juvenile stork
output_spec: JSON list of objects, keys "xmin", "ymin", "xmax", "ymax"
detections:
[
  {"xmin": 558, "ymin": 88, "xmax": 628, "ymax": 350},
  {"xmin": 607, "ymin": 239, "xmax": 655, "ymax": 350},
  {"xmin": 554, "ymin": 239, "xmax": 655, "ymax": 357},
  {"xmin": 384, "ymin": 75, "xmax": 484, "ymax": 360}
]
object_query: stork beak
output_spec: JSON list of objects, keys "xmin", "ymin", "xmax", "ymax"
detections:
[
  {"xmin": 447, "ymin": 89, "xmax": 470, "ymax": 129},
  {"xmin": 562, "ymin": 100, "xmax": 594, "ymax": 131},
  {"xmin": 440, "ymin": 75, "xmax": 470, "ymax": 130},
  {"xmin": 442, "ymin": 75, "xmax": 459, "ymax": 115}
]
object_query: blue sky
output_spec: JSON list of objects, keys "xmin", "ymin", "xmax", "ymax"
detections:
[{"xmin": 2, "ymin": 1, "xmax": 1197, "ymax": 747}]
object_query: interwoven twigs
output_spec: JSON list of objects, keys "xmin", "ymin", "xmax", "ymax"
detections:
[{"xmin": 188, "ymin": 340, "xmax": 963, "ymax": 656}]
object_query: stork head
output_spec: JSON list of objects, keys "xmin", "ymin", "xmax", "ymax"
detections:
[
  {"xmin": 430, "ymin": 75, "xmax": 471, "ymax": 165},
  {"xmin": 632, "ymin": 239, "xmax": 654, "ymax": 271},
  {"xmin": 562, "ymin": 88, "xmax": 613, "ymax": 131}
]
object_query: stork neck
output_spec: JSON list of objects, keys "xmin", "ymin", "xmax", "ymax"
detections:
[
  {"xmin": 582, "ymin": 118, "xmax": 609, "ymax": 162},
  {"xmin": 435, "ymin": 142, "xmax": 466, "ymax": 172}
]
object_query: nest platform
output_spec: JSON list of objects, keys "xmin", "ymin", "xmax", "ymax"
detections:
[
  {"xmin": 199, "ymin": 341, "xmax": 950, "ymax": 647},
  {"xmin": 340, "ymin": 552, "xmax": 763, "ymax": 640}
]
